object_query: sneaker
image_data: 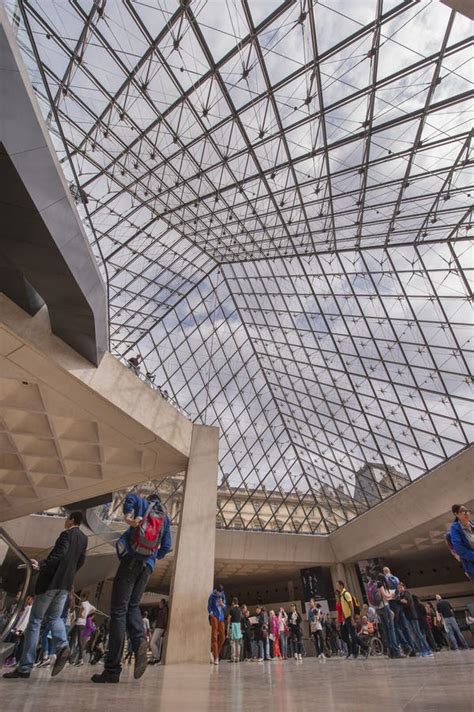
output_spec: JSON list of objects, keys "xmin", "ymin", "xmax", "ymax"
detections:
[
  {"xmin": 297, "ymin": 654, "xmax": 303, "ymax": 662},
  {"xmin": 209, "ymin": 651, "xmax": 214, "ymax": 665},
  {"xmin": 38, "ymin": 658, "xmax": 51, "ymax": 668},
  {"xmin": 294, "ymin": 653, "xmax": 298, "ymax": 660},
  {"xmin": 52, "ymin": 646, "xmax": 70, "ymax": 678},
  {"xmin": 134, "ymin": 640, "xmax": 148, "ymax": 680},
  {"xmin": 3, "ymin": 669, "xmax": 31, "ymax": 679},
  {"xmin": 257, "ymin": 658, "xmax": 264, "ymax": 662},
  {"xmin": 91, "ymin": 671, "xmax": 120, "ymax": 684},
  {"xmin": 213, "ymin": 659, "xmax": 219, "ymax": 666}
]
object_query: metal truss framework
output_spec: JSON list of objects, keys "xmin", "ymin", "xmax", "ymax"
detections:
[{"xmin": 11, "ymin": 0, "xmax": 473, "ymax": 533}]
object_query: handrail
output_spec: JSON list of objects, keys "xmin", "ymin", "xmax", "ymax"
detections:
[
  {"xmin": 0, "ymin": 527, "xmax": 33, "ymax": 643},
  {"xmin": 118, "ymin": 355, "xmax": 193, "ymax": 420}
]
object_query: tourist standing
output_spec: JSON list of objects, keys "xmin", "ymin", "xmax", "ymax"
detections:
[
  {"xmin": 227, "ymin": 598, "xmax": 243, "ymax": 663},
  {"xmin": 288, "ymin": 603, "xmax": 303, "ymax": 662},
  {"xmin": 435, "ymin": 594, "xmax": 469, "ymax": 650},
  {"xmin": 149, "ymin": 599, "xmax": 168, "ymax": 665},
  {"xmin": 398, "ymin": 583, "xmax": 433, "ymax": 657},
  {"xmin": 278, "ymin": 607, "xmax": 289, "ymax": 659},
  {"xmin": 335, "ymin": 580, "xmax": 360, "ymax": 659},
  {"xmin": 208, "ymin": 584, "xmax": 227, "ymax": 665}
]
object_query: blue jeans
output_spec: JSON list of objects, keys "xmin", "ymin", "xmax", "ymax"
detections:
[
  {"xmin": 444, "ymin": 616, "xmax": 469, "ymax": 650},
  {"xmin": 18, "ymin": 590, "xmax": 68, "ymax": 673},
  {"xmin": 279, "ymin": 632, "xmax": 288, "ymax": 658},
  {"xmin": 40, "ymin": 626, "xmax": 52, "ymax": 658},
  {"xmin": 409, "ymin": 619, "xmax": 430, "ymax": 653},
  {"xmin": 391, "ymin": 602, "xmax": 414, "ymax": 651},
  {"xmin": 378, "ymin": 606, "xmax": 399, "ymax": 657},
  {"xmin": 105, "ymin": 555, "xmax": 151, "ymax": 676},
  {"xmin": 258, "ymin": 637, "xmax": 270, "ymax": 659}
]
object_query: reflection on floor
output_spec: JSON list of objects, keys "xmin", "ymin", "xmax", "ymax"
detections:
[{"xmin": 1, "ymin": 649, "xmax": 473, "ymax": 712}]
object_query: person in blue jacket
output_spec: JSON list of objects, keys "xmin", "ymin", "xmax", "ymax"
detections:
[
  {"xmin": 92, "ymin": 492, "xmax": 172, "ymax": 684},
  {"xmin": 450, "ymin": 504, "xmax": 474, "ymax": 581},
  {"xmin": 208, "ymin": 584, "xmax": 226, "ymax": 665}
]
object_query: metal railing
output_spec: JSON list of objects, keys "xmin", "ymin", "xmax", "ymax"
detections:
[
  {"xmin": 0, "ymin": 528, "xmax": 33, "ymax": 661},
  {"xmin": 118, "ymin": 355, "xmax": 193, "ymax": 420}
]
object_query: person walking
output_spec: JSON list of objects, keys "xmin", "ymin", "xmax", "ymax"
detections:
[
  {"xmin": 69, "ymin": 592, "xmax": 95, "ymax": 665},
  {"xmin": 208, "ymin": 584, "xmax": 227, "ymax": 665},
  {"xmin": 449, "ymin": 505, "xmax": 474, "ymax": 581},
  {"xmin": 435, "ymin": 594, "xmax": 469, "ymax": 650},
  {"xmin": 149, "ymin": 599, "xmax": 168, "ymax": 664},
  {"xmin": 227, "ymin": 598, "xmax": 243, "ymax": 663},
  {"xmin": 91, "ymin": 492, "xmax": 171, "ymax": 684},
  {"xmin": 309, "ymin": 600, "xmax": 326, "ymax": 660},
  {"xmin": 3, "ymin": 511, "xmax": 87, "ymax": 680}
]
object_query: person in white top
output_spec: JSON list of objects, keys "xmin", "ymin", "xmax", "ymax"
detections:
[
  {"xmin": 142, "ymin": 611, "xmax": 151, "ymax": 636},
  {"xmin": 14, "ymin": 597, "xmax": 33, "ymax": 635},
  {"xmin": 277, "ymin": 608, "xmax": 289, "ymax": 659},
  {"xmin": 7, "ymin": 596, "xmax": 34, "ymax": 666},
  {"xmin": 69, "ymin": 593, "xmax": 95, "ymax": 665}
]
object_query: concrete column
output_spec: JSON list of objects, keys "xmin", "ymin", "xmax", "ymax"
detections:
[
  {"xmin": 164, "ymin": 424, "xmax": 219, "ymax": 664},
  {"xmin": 330, "ymin": 563, "xmax": 364, "ymax": 605}
]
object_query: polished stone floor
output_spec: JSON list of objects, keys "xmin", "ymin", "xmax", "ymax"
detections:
[{"xmin": 1, "ymin": 650, "xmax": 473, "ymax": 712}]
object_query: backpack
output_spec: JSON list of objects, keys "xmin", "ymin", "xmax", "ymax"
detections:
[
  {"xmin": 130, "ymin": 502, "xmax": 166, "ymax": 557},
  {"xmin": 343, "ymin": 590, "xmax": 360, "ymax": 616},
  {"xmin": 367, "ymin": 580, "xmax": 382, "ymax": 607}
]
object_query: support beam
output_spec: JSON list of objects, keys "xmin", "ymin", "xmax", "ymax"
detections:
[{"xmin": 164, "ymin": 424, "xmax": 219, "ymax": 664}]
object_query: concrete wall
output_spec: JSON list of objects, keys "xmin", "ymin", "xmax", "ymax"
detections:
[{"xmin": 330, "ymin": 446, "xmax": 474, "ymax": 562}]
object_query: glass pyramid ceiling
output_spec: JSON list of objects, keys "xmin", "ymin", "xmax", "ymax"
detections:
[{"xmin": 9, "ymin": 0, "xmax": 473, "ymax": 533}]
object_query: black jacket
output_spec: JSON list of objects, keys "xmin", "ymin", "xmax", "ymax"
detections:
[{"xmin": 35, "ymin": 526, "xmax": 88, "ymax": 595}]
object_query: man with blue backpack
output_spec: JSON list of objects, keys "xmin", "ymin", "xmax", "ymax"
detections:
[{"xmin": 91, "ymin": 492, "xmax": 172, "ymax": 684}]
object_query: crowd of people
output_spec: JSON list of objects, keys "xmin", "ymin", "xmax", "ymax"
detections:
[
  {"xmin": 3, "ymin": 491, "xmax": 173, "ymax": 684},
  {"xmin": 1, "ymin": 500, "xmax": 471, "ymax": 686},
  {"xmin": 207, "ymin": 570, "xmax": 472, "ymax": 665}
]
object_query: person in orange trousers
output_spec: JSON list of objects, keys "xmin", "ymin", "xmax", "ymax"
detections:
[{"xmin": 208, "ymin": 584, "xmax": 226, "ymax": 665}]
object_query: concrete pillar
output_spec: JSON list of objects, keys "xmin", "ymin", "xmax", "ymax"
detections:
[
  {"xmin": 330, "ymin": 563, "xmax": 364, "ymax": 605},
  {"xmin": 164, "ymin": 424, "xmax": 219, "ymax": 664}
]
